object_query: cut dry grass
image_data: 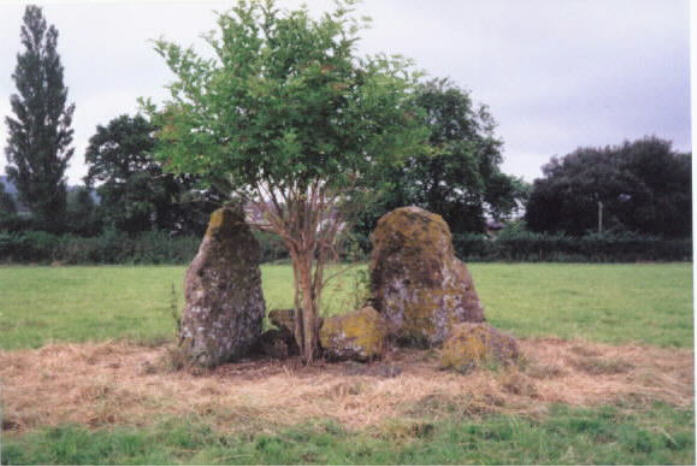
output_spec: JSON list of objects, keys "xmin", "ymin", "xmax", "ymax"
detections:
[{"xmin": 1, "ymin": 338, "xmax": 692, "ymax": 434}]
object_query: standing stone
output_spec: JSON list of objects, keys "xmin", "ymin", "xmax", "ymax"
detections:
[
  {"xmin": 370, "ymin": 206, "xmax": 484, "ymax": 347},
  {"xmin": 179, "ymin": 206, "xmax": 265, "ymax": 368}
]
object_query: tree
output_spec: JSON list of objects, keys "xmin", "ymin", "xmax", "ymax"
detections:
[
  {"xmin": 85, "ymin": 114, "xmax": 164, "ymax": 234},
  {"xmin": 525, "ymin": 137, "xmax": 691, "ymax": 237},
  {"xmin": 65, "ymin": 186, "xmax": 99, "ymax": 236},
  {"xmin": 0, "ymin": 181, "xmax": 17, "ymax": 216},
  {"xmin": 4, "ymin": 5, "xmax": 74, "ymax": 232},
  {"xmin": 145, "ymin": 0, "xmax": 427, "ymax": 362},
  {"xmin": 353, "ymin": 79, "xmax": 525, "ymax": 239},
  {"xmin": 84, "ymin": 114, "xmax": 220, "ymax": 235}
]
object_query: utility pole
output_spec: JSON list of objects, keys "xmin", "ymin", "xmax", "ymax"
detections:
[{"xmin": 598, "ymin": 200, "xmax": 603, "ymax": 234}]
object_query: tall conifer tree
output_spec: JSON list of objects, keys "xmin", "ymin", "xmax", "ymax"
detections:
[{"xmin": 4, "ymin": 5, "xmax": 74, "ymax": 231}]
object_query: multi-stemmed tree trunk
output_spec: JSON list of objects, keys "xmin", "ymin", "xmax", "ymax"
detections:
[
  {"xmin": 250, "ymin": 182, "xmax": 343, "ymax": 363},
  {"xmin": 292, "ymin": 247, "xmax": 321, "ymax": 363},
  {"xmin": 5, "ymin": 5, "xmax": 74, "ymax": 232}
]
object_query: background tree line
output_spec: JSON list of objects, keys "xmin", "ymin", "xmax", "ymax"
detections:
[
  {"xmin": 525, "ymin": 137, "xmax": 691, "ymax": 238},
  {"xmin": 1, "ymin": 4, "xmax": 691, "ymax": 266}
]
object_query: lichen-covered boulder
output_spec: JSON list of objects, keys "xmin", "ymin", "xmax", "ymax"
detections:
[
  {"xmin": 319, "ymin": 306, "xmax": 387, "ymax": 362},
  {"xmin": 268, "ymin": 309, "xmax": 295, "ymax": 334},
  {"xmin": 440, "ymin": 323, "xmax": 519, "ymax": 373},
  {"xmin": 179, "ymin": 206, "xmax": 266, "ymax": 368},
  {"xmin": 370, "ymin": 206, "xmax": 484, "ymax": 347}
]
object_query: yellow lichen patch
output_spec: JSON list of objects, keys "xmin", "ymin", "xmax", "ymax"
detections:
[
  {"xmin": 440, "ymin": 323, "xmax": 519, "ymax": 373},
  {"xmin": 205, "ymin": 208, "xmax": 226, "ymax": 237},
  {"xmin": 204, "ymin": 206, "xmax": 246, "ymax": 238},
  {"xmin": 371, "ymin": 206, "xmax": 453, "ymax": 260},
  {"xmin": 320, "ymin": 306, "xmax": 386, "ymax": 361}
]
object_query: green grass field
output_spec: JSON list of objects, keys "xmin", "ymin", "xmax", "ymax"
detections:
[
  {"xmin": 0, "ymin": 263, "xmax": 692, "ymax": 350},
  {"xmin": 0, "ymin": 263, "xmax": 693, "ymax": 464},
  {"xmin": 4, "ymin": 404, "xmax": 693, "ymax": 465}
]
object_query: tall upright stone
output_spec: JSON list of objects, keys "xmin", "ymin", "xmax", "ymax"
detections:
[
  {"xmin": 179, "ymin": 206, "xmax": 265, "ymax": 367},
  {"xmin": 370, "ymin": 206, "xmax": 484, "ymax": 347}
]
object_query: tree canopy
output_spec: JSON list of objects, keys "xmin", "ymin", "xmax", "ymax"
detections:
[
  {"xmin": 85, "ymin": 114, "xmax": 159, "ymax": 234},
  {"xmin": 145, "ymin": 0, "xmax": 428, "ymax": 362},
  {"xmin": 65, "ymin": 186, "xmax": 98, "ymax": 236},
  {"xmin": 146, "ymin": 0, "xmax": 426, "ymax": 196},
  {"xmin": 353, "ymin": 78, "xmax": 526, "ymax": 238},
  {"xmin": 84, "ymin": 114, "xmax": 219, "ymax": 236},
  {"xmin": 525, "ymin": 137, "xmax": 691, "ymax": 237},
  {"xmin": 4, "ymin": 5, "xmax": 74, "ymax": 232}
]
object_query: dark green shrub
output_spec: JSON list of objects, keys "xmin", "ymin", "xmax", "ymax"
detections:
[
  {"xmin": 0, "ymin": 229, "xmax": 690, "ymax": 264},
  {"xmin": 452, "ymin": 231, "xmax": 691, "ymax": 262},
  {"xmin": 452, "ymin": 233, "xmax": 498, "ymax": 261},
  {"xmin": 0, "ymin": 230, "xmax": 61, "ymax": 262},
  {"xmin": 0, "ymin": 230, "xmax": 200, "ymax": 264}
]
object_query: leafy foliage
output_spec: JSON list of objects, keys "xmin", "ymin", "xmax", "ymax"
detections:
[
  {"xmin": 146, "ymin": 1, "xmax": 426, "ymax": 196},
  {"xmin": 0, "ymin": 229, "xmax": 688, "ymax": 265},
  {"xmin": 353, "ymin": 78, "xmax": 526, "ymax": 238},
  {"xmin": 0, "ymin": 180, "xmax": 17, "ymax": 215},
  {"xmin": 84, "ymin": 114, "xmax": 220, "ymax": 235},
  {"xmin": 65, "ymin": 186, "xmax": 99, "ymax": 236},
  {"xmin": 0, "ymin": 229, "xmax": 200, "ymax": 265},
  {"xmin": 4, "ymin": 5, "xmax": 75, "ymax": 232},
  {"xmin": 451, "ymin": 231, "xmax": 691, "ymax": 262},
  {"xmin": 525, "ymin": 137, "xmax": 691, "ymax": 237}
]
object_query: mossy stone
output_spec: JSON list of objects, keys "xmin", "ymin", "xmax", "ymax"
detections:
[
  {"xmin": 440, "ymin": 323, "xmax": 519, "ymax": 373},
  {"xmin": 179, "ymin": 206, "xmax": 265, "ymax": 368},
  {"xmin": 370, "ymin": 206, "xmax": 484, "ymax": 347},
  {"xmin": 319, "ymin": 306, "xmax": 386, "ymax": 362}
]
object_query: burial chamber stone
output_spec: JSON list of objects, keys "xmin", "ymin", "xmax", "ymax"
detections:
[
  {"xmin": 179, "ymin": 206, "xmax": 265, "ymax": 368},
  {"xmin": 370, "ymin": 206, "xmax": 485, "ymax": 347},
  {"xmin": 439, "ymin": 323, "xmax": 519, "ymax": 372},
  {"xmin": 319, "ymin": 306, "xmax": 387, "ymax": 362}
]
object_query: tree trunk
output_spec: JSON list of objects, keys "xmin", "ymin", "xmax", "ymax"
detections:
[
  {"xmin": 292, "ymin": 248, "xmax": 319, "ymax": 363},
  {"xmin": 290, "ymin": 257, "xmax": 305, "ymax": 359}
]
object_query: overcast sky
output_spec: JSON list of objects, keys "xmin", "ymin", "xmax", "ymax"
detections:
[{"xmin": 0, "ymin": 0, "xmax": 691, "ymax": 185}]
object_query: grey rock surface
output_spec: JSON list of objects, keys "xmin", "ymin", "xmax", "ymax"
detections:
[
  {"xmin": 179, "ymin": 206, "xmax": 265, "ymax": 367},
  {"xmin": 370, "ymin": 206, "xmax": 485, "ymax": 347}
]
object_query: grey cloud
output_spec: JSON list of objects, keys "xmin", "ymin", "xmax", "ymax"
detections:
[{"xmin": 0, "ymin": 0, "xmax": 690, "ymax": 184}]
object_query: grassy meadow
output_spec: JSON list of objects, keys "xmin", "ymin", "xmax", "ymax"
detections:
[
  {"xmin": 0, "ymin": 263, "xmax": 692, "ymax": 350},
  {"xmin": 4, "ymin": 404, "xmax": 693, "ymax": 465},
  {"xmin": 0, "ymin": 263, "xmax": 694, "ymax": 464}
]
